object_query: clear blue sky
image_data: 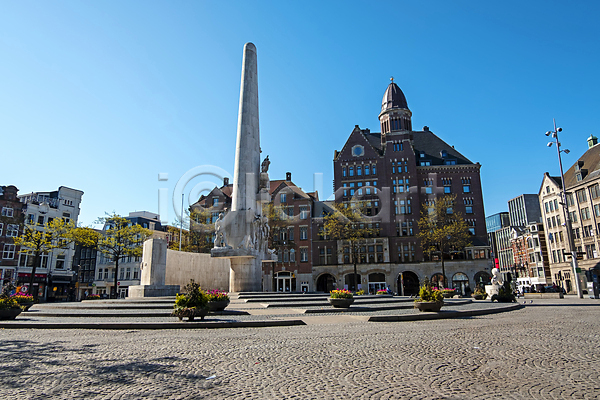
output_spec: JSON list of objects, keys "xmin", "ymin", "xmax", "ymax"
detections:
[{"xmin": 2, "ymin": 1, "xmax": 599, "ymax": 227}]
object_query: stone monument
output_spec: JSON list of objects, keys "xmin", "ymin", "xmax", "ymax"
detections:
[
  {"xmin": 486, "ymin": 267, "xmax": 503, "ymax": 298},
  {"xmin": 128, "ymin": 238, "xmax": 180, "ymax": 298},
  {"xmin": 211, "ymin": 42, "xmax": 274, "ymax": 292}
]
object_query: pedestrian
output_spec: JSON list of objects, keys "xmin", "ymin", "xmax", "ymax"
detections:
[{"xmin": 84, "ymin": 290, "xmax": 89, "ymax": 299}]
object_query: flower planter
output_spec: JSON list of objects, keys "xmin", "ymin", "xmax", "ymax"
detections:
[
  {"xmin": 442, "ymin": 292, "xmax": 455, "ymax": 299},
  {"xmin": 0, "ymin": 308, "xmax": 22, "ymax": 320},
  {"xmin": 173, "ymin": 307, "xmax": 208, "ymax": 321},
  {"xmin": 414, "ymin": 301, "xmax": 444, "ymax": 312},
  {"xmin": 328, "ymin": 298, "xmax": 354, "ymax": 308},
  {"xmin": 207, "ymin": 300, "xmax": 230, "ymax": 312}
]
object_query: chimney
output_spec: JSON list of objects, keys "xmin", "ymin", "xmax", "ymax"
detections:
[
  {"xmin": 223, "ymin": 177, "xmax": 229, "ymax": 186},
  {"xmin": 423, "ymin": 126, "xmax": 429, "ymax": 131},
  {"xmin": 286, "ymin": 172, "xmax": 292, "ymax": 181}
]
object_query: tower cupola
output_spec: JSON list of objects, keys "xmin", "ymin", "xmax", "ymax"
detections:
[{"xmin": 379, "ymin": 78, "xmax": 412, "ymax": 136}]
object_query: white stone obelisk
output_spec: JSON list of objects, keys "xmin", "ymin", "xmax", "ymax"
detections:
[
  {"xmin": 211, "ymin": 42, "xmax": 272, "ymax": 292},
  {"xmin": 231, "ymin": 42, "xmax": 260, "ymax": 213}
]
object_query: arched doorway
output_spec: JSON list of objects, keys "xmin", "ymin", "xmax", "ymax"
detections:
[
  {"xmin": 275, "ymin": 271, "xmax": 296, "ymax": 292},
  {"xmin": 316, "ymin": 273, "xmax": 336, "ymax": 293},
  {"xmin": 368, "ymin": 272, "xmax": 386, "ymax": 294},
  {"xmin": 431, "ymin": 273, "xmax": 447, "ymax": 288},
  {"xmin": 452, "ymin": 272, "xmax": 470, "ymax": 296},
  {"xmin": 345, "ymin": 273, "xmax": 361, "ymax": 291},
  {"xmin": 398, "ymin": 271, "xmax": 420, "ymax": 296},
  {"xmin": 474, "ymin": 271, "xmax": 491, "ymax": 289}
]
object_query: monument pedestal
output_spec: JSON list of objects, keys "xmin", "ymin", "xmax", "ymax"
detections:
[
  {"xmin": 211, "ymin": 247, "xmax": 264, "ymax": 292},
  {"xmin": 128, "ymin": 284, "xmax": 180, "ymax": 298}
]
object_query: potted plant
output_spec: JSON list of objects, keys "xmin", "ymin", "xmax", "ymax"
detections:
[
  {"xmin": 328, "ymin": 289, "xmax": 354, "ymax": 308},
  {"xmin": 472, "ymin": 287, "xmax": 488, "ymax": 300},
  {"xmin": 355, "ymin": 289, "xmax": 365, "ymax": 296},
  {"xmin": 86, "ymin": 294, "xmax": 102, "ymax": 300},
  {"xmin": 206, "ymin": 290, "xmax": 230, "ymax": 311},
  {"xmin": 0, "ymin": 283, "xmax": 22, "ymax": 320},
  {"xmin": 376, "ymin": 289, "xmax": 391, "ymax": 296},
  {"xmin": 172, "ymin": 280, "xmax": 209, "ymax": 321},
  {"xmin": 11, "ymin": 292, "xmax": 35, "ymax": 311},
  {"xmin": 440, "ymin": 288, "xmax": 456, "ymax": 298},
  {"xmin": 414, "ymin": 278, "xmax": 444, "ymax": 312},
  {"xmin": 491, "ymin": 281, "xmax": 516, "ymax": 303}
]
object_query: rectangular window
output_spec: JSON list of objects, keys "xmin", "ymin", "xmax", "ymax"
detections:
[
  {"xmin": 212, "ymin": 198, "xmax": 218, "ymax": 206},
  {"xmin": 6, "ymin": 224, "xmax": 18, "ymax": 237},
  {"xmin": 342, "ymin": 167, "xmax": 347, "ymax": 177},
  {"xmin": 300, "ymin": 247, "xmax": 308, "ymax": 262},
  {"xmin": 566, "ymin": 193, "xmax": 575, "ymax": 206},
  {"xmin": 55, "ymin": 254, "xmax": 65, "ymax": 269},
  {"xmin": 98, "ymin": 269, "xmax": 103, "ymax": 280},
  {"xmin": 582, "ymin": 207, "xmax": 591, "ymax": 220},
  {"xmin": 2, "ymin": 244, "xmax": 15, "ymax": 259},
  {"xmin": 300, "ymin": 226, "xmax": 308, "ymax": 240},
  {"xmin": 280, "ymin": 193, "xmax": 287, "ymax": 203},
  {"xmin": 1, "ymin": 207, "xmax": 14, "ymax": 217},
  {"xmin": 545, "ymin": 202, "xmax": 550, "ymax": 213},
  {"xmin": 372, "ymin": 165, "xmax": 376, "ymax": 174},
  {"xmin": 444, "ymin": 186, "xmax": 451, "ymax": 194},
  {"xmin": 591, "ymin": 184, "xmax": 600, "ymax": 199},
  {"xmin": 133, "ymin": 269, "xmax": 139, "ymax": 279},
  {"xmin": 0, "ymin": 223, "xmax": 3, "ymax": 236},
  {"xmin": 104, "ymin": 269, "xmax": 109, "ymax": 279},
  {"xmin": 425, "ymin": 187, "xmax": 433, "ymax": 194},
  {"xmin": 463, "ymin": 185, "xmax": 471, "ymax": 193},
  {"xmin": 465, "ymin": 206, "xmax": 473, "ymax": 214},
  {"xmin": 126, "ymin": 268, "xmax": 131, "ymax": 279},
  {"xmin": 37, "ymin": 215, "xmax": 45, "ymax": 225},
  {"xmin": 349, "ymin": 167, "xmax": 354, "ymax": 177},
  {"xmin": 299, "ymin": 206, "xmax": 308, "ymax": 220},
  {"xmin": 357, "ymin": 166, "xmax": 362, "ymax": 176},
  {"xmin": 365, "ymin": 165, "xmax": 370, "ymax": 175},
  {"xmin": 290, "ymin": 249, "xmax": 296, "ymax": 262},
  {"xmin": 576, "ymin": 189, "xmax": 588, "ymax": 203},
  {"xmin": 288, "ymin": 227, "xmax": 294, "ymax": 241},
  {"xmin": 569, "ymin": 211, "xmax": 578, "ymax": 223}
]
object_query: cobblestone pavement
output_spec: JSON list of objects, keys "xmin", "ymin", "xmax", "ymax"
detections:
[{"xmin": 1, "ymin": 299, "xmax": 599, "ymax": 399}]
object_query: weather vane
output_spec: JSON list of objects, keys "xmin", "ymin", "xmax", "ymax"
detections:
[{"xmin": 390, "ymin": 76, "xmax": 394, "ymax": 83}]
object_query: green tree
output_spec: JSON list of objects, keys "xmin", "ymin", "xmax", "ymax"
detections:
[
  {"xmin": 417, "ymin": 194, "xmax": 472, "ymax": 288},
  {"xmin": 182, "ymin": 208, "xmax": 215, "ymax": 253},
  {"xmin": 13, "ymin": 218, "xmax": 97, "ymax": 298},
  {"xmin": 322, "ymin": 201, "xmax": 377, "ymax": 292},
  {"xmin": 96, "ymin": 214, "xmax": 152, "ymax": 298}
]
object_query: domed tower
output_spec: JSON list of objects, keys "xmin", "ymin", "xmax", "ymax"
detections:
[{"xmin": 379, "ymin": 78, "xmax": 412, "ymax": 144}]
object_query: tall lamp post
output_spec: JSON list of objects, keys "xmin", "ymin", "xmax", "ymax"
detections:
[{"xmin": 546, "ymin": 120, "xmax": 583, "ymax": 298}]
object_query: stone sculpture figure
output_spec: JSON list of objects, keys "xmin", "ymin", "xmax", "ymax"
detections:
[
  {"xmin": 214, "ymin": 213, "xmax": 229, "ymax": 248},
  {"xmin": 261, "ymin": 155, "xmax": 270, "ymax": 173}
]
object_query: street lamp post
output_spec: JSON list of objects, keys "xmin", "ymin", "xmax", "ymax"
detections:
[{"xmin": 546, "ymin": 120, "xmax": 583, "ymax": 298}]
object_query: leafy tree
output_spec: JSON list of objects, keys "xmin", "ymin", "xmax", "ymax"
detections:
[
  {"xmin": 417, "ymin": 194, "xmax": 472, "ymax": 288},
  {"xmin": 13, "ymin": 219, "xmax": 97, "ymax": 299},
  {"xmin": 182, "ymin": 208, "xmax": 215, "ymax": 253},
  {"xmin": 322, "ymin": 201, "xmax": 377, "ymax": 292},
  {"xmin": 96, "ymin": 214, "xmax": 152, "ymax": 298}
]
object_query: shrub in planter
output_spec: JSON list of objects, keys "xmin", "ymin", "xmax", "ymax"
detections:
[
  {"xmin": 328, "ymin": 289, "xmax": 354, "ymax": 308},
  {"xmin": 491, "ymin": 281, "xmax": 516, "ymax": 303},
  {"xmin": 472, "ymin": 287, "xmax": 488, "ymax": 300},
  {"xmin": 440, "ymin": 289, "xmax": 456, "ymax": 298},
  {"xmin": 172, "ymin": 280, "xmax": 209, "ymax": 321},
  {"xmin": 355, "ymin": 289, "xmax": 365, "ymax": 296},
  {"xmin": 86, "ymin": 294, "xmax": 101, "ymax": 300},
  {"xmin": 414, "ymin": 278, "xmax": 444, "ymax": 311}
]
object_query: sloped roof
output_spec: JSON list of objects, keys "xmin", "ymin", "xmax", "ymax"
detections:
[
  {"xmin": 563, "ymin": 143, "xmax": 600, "ymax": 189},
  {"xmin": 412, "ymin": 130, "xmax": 473, "ymax": 165}
]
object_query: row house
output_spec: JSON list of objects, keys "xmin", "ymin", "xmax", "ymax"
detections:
[
  {"xmin": 0, "ymin": 185, "xmax": 25, "ymax": 286},
  {"xmin": 17, "ymin": 186, "xmax": 83, "ymax": 301},
  {"xmin": 539, "ymin": 134, "xmax": 600, "ymax": 294}
]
